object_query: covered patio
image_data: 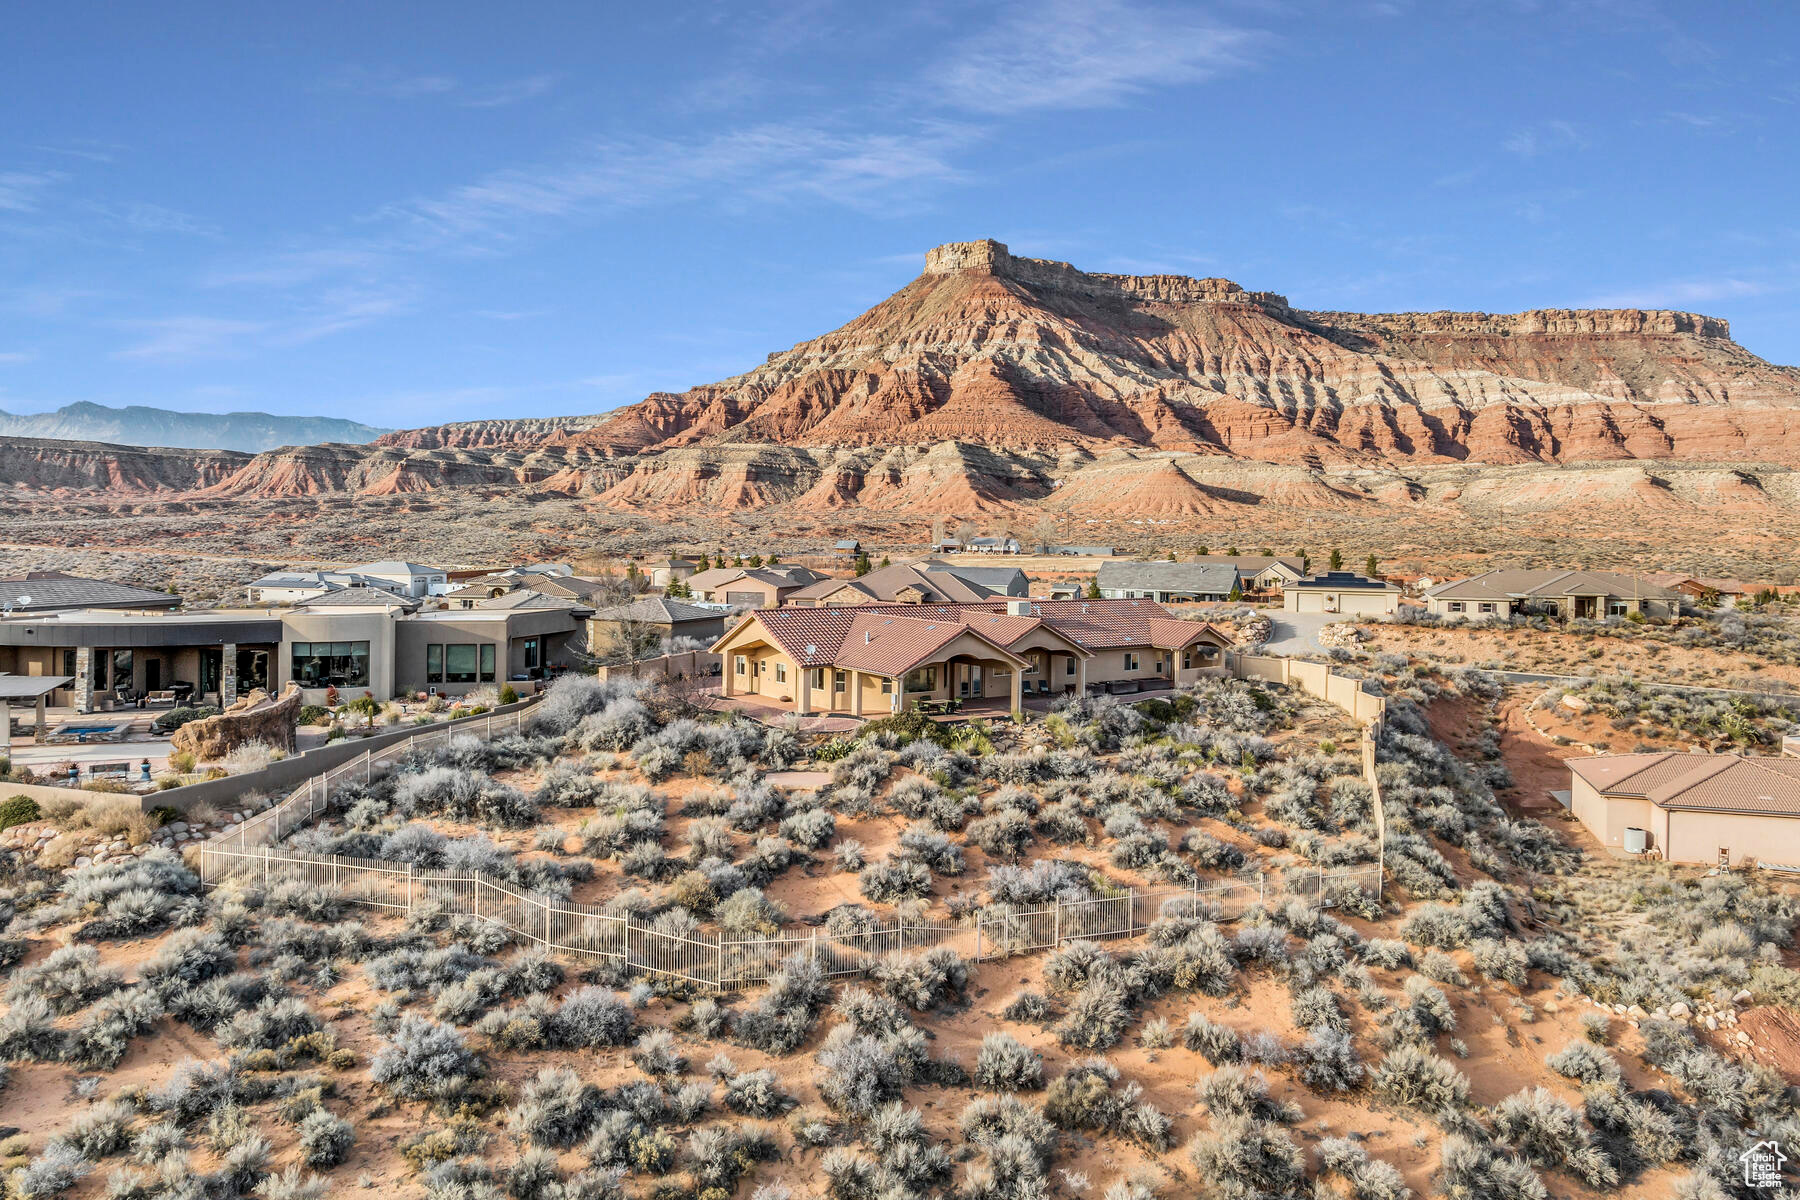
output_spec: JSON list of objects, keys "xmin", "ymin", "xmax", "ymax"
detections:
[{"xmin": 0, "ymin": 674, "xmax": 72, "ymax": 743}]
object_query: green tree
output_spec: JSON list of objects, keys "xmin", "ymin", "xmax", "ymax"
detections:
[
  {"xmin": 666, "ymin": 580, "xmax": 691, "ymax": 599},
  {"xmin": 1195, "ymin": 544, "xmax": 1210, "ymax": 556},
  {"xmin": 1228, "ymin": 578, "xmax": 1243, "ymax": 601},
  {"xmin": 1260, "ymin": 546, "xmax": 1274, "ymax": 556},
  {"xmin": 879, "ymin": 555, "xmax": 891, "ymax": 568},
  {"xmin": 1329, "ymin": 548, "xmax": 1344, "ymax": 571},
  {"xmin": 732, "ymin": 554, "xmax": 744, "ymax": 567},
  {"xmin": 1086, "ymin": 579, "xmax": 1102, "ymax": 599},
  {"xmin": 747, "ymin": 554, "xmax": 764, "ymax": 568},
  {"xmin": 1364, "ymin": 553, "xmax": 1379, "ymax": 578},
  {"xmin": 1298, "ymin": 550, "xmax": 1311, "ymax": 574},
  {"xmin": 766, "ymin": 553, "xmax": 780, "ymax": 565},
  {"xmin": 1226, "ymin": 545, "xmax": 1239, "ymax": 556},
  {"xmin": 854, "ymin": 552, "xmax": 872, "ymax": 576}
]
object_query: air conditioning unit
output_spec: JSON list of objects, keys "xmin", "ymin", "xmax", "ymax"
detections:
[{"xmin": 1623, "ymin": 827, "xmax": 1649, "ymax": 855}]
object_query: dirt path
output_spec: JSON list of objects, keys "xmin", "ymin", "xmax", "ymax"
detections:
[{"xmin": 1493, "ymin": 690, "xmax": 1582, "ymax": 812}]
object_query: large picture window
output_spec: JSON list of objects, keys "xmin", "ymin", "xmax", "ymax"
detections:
[
  {"xmin": 904, "ymin": 665, "xmax": 937, "ymax": 692},
  {"xmin": 480, "ymin": 644, "xmax": 496, "ymax": 683},
  {"xmin": 446, "ymin": 644, "xmax": 478, "ymax": 685},
  {"xmin": 426, "ymin": 645, "xmax": 443, "ymax": 684},
  {"xmin": 291, "ymin": 641, "xmax": 370, "ymax": 688}
]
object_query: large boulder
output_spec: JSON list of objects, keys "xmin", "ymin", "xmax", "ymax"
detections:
[{"xmin": 171, "ymin": 682, "xmax": 302, "ymax": 761}]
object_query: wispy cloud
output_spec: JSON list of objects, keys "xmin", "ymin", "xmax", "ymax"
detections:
[
  {"xmin": 378, "ymin": 121, "xmax": 975, "ymax": 241},
  {"xmin": 114, "ymin": 316, "xmax": 270, "ymax": 362},
  {"xmin": 1583, "ymin": 276, "xmax": 1779, "ymax": 308},
  {"xmin": 0, "ymin": 350, "xmax": 37, "ymax": 365},
  {"xmin": 1503, "ymin": 119, "xmax": 1586, "ymax": 157},
  {"xmin": 0, "ymin": 171, "xmax": 63, "ymax": 213},
  {"xmin": 929, "ymin": 0, "xmax": 1266, "ymax": 115},
  {"xmin": 321, "ymin": 66, "xmax": 557, "ymax": 107}
]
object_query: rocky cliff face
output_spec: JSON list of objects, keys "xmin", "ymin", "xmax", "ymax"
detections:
[{"xmin": 6, "ymin": 241, "xmax": 1798, "ymax": 532}]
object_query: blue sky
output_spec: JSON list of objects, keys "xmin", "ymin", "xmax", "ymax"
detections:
[{"xmin": 2, "ymin": 1, "xmax": 1796, "ymax": 427}]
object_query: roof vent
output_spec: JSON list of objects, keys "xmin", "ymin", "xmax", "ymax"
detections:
[
  {"xmin": 864, "ymin": 631, "xmax": 872, "ymax": 643},
  {"xmin": 1082, "ymin": 604, "xmax": 1089, "ymax": 614}
]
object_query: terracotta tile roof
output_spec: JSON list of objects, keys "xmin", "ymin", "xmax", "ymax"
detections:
[
  {"xmin": 1571, "ymin": 752, "xmax": 1800, "ymax": 815},
  {"xmin": 833, "ymin": 613, "xmax": 1018, "ymax": 675}
]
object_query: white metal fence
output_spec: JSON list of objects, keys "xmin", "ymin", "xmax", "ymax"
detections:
[
  {"xmin": 198, "ymin": 842, "xmax": 962, "ymax": 988},
  {"xmin": 972, "ymin": 865, "xmax": 1384, "ymax": 960},
  {"xmin": 201, "ymin": 707, "xmax": 536, "ymax": 863}
]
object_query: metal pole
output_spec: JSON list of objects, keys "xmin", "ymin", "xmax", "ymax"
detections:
[
  {"xmin": 1053, "ymin": 898, "xmax": 1060, "ymax": 947},
  {"xmin": 263, "ymin": 845, "xmax": 270, "ymax": 889},
  {"xmin": 407, "ymin": 863, "xmax": 414, "ymax": 910},
  {"xmin": 1258, "ymin": 871, "xmax": 1265, "ymax": 905},
  {"xmin": 975, "ymin": 918, "xmax": 982, "ymax": 961}
]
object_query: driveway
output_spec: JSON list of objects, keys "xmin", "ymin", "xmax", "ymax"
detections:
[{"xmin": 1261, "ymin": 613, "xmax": 1336, "ymax": 656}]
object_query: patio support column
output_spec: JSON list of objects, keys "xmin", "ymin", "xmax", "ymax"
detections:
[
  {"xmin": 1076, "ymin": 655, "xmax": 1087, "ymax": 694},
  {"xmin": 722, "ymin": 656, "xmax": 736, "ymax": 698},
  {"xmin": 221, "ymin": 644, "xmax": 238, "ymax": 707},
  {"xmin": 850, "ymin": 671, "xmax": 863, "ymax": 717},
  {"xmin": 0, "ymin": 700, "xmax": 8, "ymax": 750},
  {"xmin": 34, "ymin": 694, "xmax": 46, "ymax": 743},
  {"xmin": 796, "ymin": 667, "xmax": 811, "ymax": 716},
  {"xmin": 1009, "ymin": 663, "xmax": 1023, "ymax": 716},
  {"xmin": 74, "ymin": 646, "xmax": 94, "ymax": 713}
]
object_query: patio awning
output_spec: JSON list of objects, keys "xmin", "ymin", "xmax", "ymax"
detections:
[{"xmin": 0, "ymin": 675, "xmax": 73, "ymax": 699}]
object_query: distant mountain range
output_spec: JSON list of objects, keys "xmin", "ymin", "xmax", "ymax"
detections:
[{"xmin": 0, "ymin": 402, "xmax": 389, "ymax": 452}]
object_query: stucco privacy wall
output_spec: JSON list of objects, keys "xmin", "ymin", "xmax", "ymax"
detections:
[{"xmin": 593, "ymin": 650, "xmax": 721, "ymax": 684}]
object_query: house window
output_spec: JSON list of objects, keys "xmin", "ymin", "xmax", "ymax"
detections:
[
  {"xmin": 522, "ymin": 637, "xmax": 542, "ymax": 675},
  {"xmin": 1066, "ymin": 657, "xmax": 1077, "ymax": 676},
  {"xmin": 734, "ymin": 655, "xmax": 747, "ymax": 676},
  {"xmin": 833, "ymin": 670, "xmax": 847, "ymax": 690},
  {"xmin": 1182, "ymin": 649, "xmax": 1193, "ymax": 669},
  {"xmin": 445, "ymin": 644, "xmax": 478, "ymax": 685},
  {"xmin": 1447, "ymin": 602, "xmax": 1465, "ymax": 613},
  {"xmin": 1478, "ymin": 603, "xmax": 1495, "ymax": 614},
  {"xmin": 881, "ymin": 677, "xmax": 893, "ymax": 693},
  {"xmin": 427, "ymin": 644, "xmax": 444, "ymax": 684},
  {"xmin": 1608, "ymin": 601, "xmax": 1629, "ymax": 617},
  {"xmin": 775, "ymin": 663, "xmax": 787, "ymax": 683},
  {"xmin": 291, "ymin": 641, "xmax": 371, "ymax": 689},
  {"xmin": 810, "ymin": 668, "xmax": 826, "ymax": 689},
  {"xmin": 1123, "ymin": 652, "xmax": 1139, "ymax": 671},
  {"xmin": 905, "ymin": 666, "xmax": 937, "ymax": 692},
  {"xmin": 480, "ymin": 644, "xmax": 496, "ymax": 683}
]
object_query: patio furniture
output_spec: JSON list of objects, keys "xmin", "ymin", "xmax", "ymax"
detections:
[
  {"xmin": 88, "ymin": 761, "xmax": 131, "ymax": 777},
  {"xmin": 145, "ymin": 690, "xmax": 177, "ymax": 707}
]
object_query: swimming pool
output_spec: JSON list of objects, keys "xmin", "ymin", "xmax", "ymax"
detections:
[{"xmin": 57, "ymin": 725, "xmax": 120, "ymax": 736}]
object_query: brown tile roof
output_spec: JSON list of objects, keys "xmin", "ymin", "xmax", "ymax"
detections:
[
  {"xmin": 724, "ymin": 598, "xmax": 1232, "ymax": 670},
  {"xmin": 832, "ymin": 613, "xmax": 1020, "ymax": 675},
  {"xmin": 1571, "ymin": 752, "xmax": 1800, "ymax": 815}
]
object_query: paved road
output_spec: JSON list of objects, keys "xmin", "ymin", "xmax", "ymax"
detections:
[{"xmin": 1261, "ymin": 613, "xmax": 1336, "ymax": 656}]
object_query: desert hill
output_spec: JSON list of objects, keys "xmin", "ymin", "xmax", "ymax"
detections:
[
  {"xmin": 4, "ymin": 241, "xmax": 1799, "ymax": 572},
  {"xmin": 0, "ymin": 401, "xmax": 388, "ymax": 453}
]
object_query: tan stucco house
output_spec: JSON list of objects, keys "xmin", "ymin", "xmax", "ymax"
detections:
[
  {"xmin": 1423, "ymin": 570, "xmax": 1680, "ymax": 621},
  {"xmin": 686, "ymin": 565, "xmax": 825, "ymax": 607},
  {"xmin": 711, "ymin": 598, "xmax": 1234, "ymax": 717},
  {"xmin": 1282, "ymin": 571, "xmax": 1402, "ymax": 616},
  {"xmin": 1568, "ymin": 752, "xmax": 1800, "ymax": 866}
]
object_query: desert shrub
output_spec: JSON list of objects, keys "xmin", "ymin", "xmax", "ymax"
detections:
[
  {"xmin": 732, "ymin": 955, "xmax": 828, "ymax": 1054},
  {"xmin": 554, "ymin": 988, "xmax": 636, "ymax": 1048},
  {"xmin": 626, "ymin": 1028, "xmax": 682, "ymax": 1079},
  {"xmin": 779, "ymin": 807, "xmax": 835, "ymax": 849},
  {"xmin": 1436, "ymin": 1135, "xmax": 1548, "ymax": 1200},
  {"xmin": 1001, "ymin": 991, "xmax": 1050, "ymax": 1024},
  {"xmin": 1361, "ymin": 939, "xmax": 1412, "ymax": 970},
  {"xmin": 1289, "ymin": 985, "xmax": 1344, "ymax": 1032},
  {"xmin": 296, "ymin": 1110, "xmax": 354, "ymax": 1168},
  {"xmin": 1139, "ymin": 1016, "xmax": 1173, "ymax": 1049},
  {"xmin": 8, "ymin": 944, "xmax": 123, "ymax": 1014},
  {"xmin": 1294, "ymin": 1025, "xmax": 1364, "ymax": 1093},
  {"xmin": 1316, "ymin": 1137, "xmax": 1411, "ymax": 1200},
  {"xmin": 1372, "ymin": 1044, "xmax": 1469, "ymax": 1113},
  {"xmin": 65, "ymin": 986, "xmax": 162, "ymax": 1069},
  {"xmin": 141, "ymin": 928, "xmax": 235, "ymax": 989},
  {"xmin": 1402, "ymin": 976, "xmax": 1456, "ymax": 1036},
  {"xmin": 1546, "ymin": 1039, "xmax": 1620, "ymax": 1086},
  {"xmin": 369, "ymin": 1017, "xmax": 480, "ymax": 1101},
  {"xmin": 723, "ymin": 1068, "xmax": 793, "ymax": 1117},
  {"xmin": 1053, "ymin": 980, "xmax": 1131, "ymax": 1050},
  {"xmin": 0, "ymin": 794, "xmax": 41, "ymax": 830},
  {"xmin": 217, "ymin": 996, "xmax": 319, "ymax": 1052},
  {"xmin": 1043, "ymin": 1058, "xmax": 1172, "ymax": 1150},
  {"xmin": 1471, "ymin": 937, "xmax": 1529, "ymax": 987},
  {"xmin": 968, "ymin": 809, "xmax": 1034, "ymax": 860},
  {"xmin": 507, "ymin": 1067, "xmax": 603, "ymax": 1148},
  {"xmin": 9, "ymin": 1142, "xmax": 93, "ymax": 1198},
  {"xmin": 1490, "ymin": 1087, "xmax": 1617, "ymax": 1188},
  {"xmin": 51, "ymin": 1098, "xmax": 136, "ymax": 1160},
  {"xmin": 1183, "ymin": 1014, "xmax": 1242, "ymax": 1064},
  {"xmin": 1196, "ymin": 1067, "xmax": 1300, "ymax": 1123},
  {"xmin": 872, "ymin": 947, "xmax": 968, "ymax": 1011},
  {"xmin": 974, "ymin": 1033, "xmax": 1043, "ymax": 1092},
  {"xmin": 816, "ymin": 1030, "xmax": 905, "ymax": 1120},
  {"xmin": 1185, "ymin": 1113, "xmax": 1304, "ymax": 1200},
  {"xmin": 858, "ymin": 856, "xmax": 932, "ymax": 903}
]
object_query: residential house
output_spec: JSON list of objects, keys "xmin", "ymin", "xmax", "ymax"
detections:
[
  {"xmin": 645, "ymin": 557, "xmax": 700, "ymax": 589},
  {"xmin": 965, "ymin": 536, "xmax": 1022, "ymax": 554},
  {"xmin": 0, "ymin": 593, "xmax": 591, "ymax": 712},
  {"xmin": 247, "ymin": 559, "xmax": 448, "ymax": 604},
  {"xmin": 1, "ymin": 572, "xmax": 180, "ymax": 615},
  {"xmin": 832, "ymin": 539, "xmax": 862, "ymax": 561},
  {"xmin": 784, "ymin": 560, "xmax": 1027, "ymax": 606},
  {"xmin": 711, "ymin": 598, "xmax": 1234, "ymax": 717},
  {"xmin": 343, "ymin": 561, "xmax": 449, "ymax": 598},
  {"xmin": 685, "ymin": 565, "xmax": 826, "ymax": 607},
  {"xmin": 1644, "ymin": 573, "xmax": 1751, "ymax": 608},
  {"xmin": 1422, "ymin": 570, "xmax": 1681, "ymax": 620},
  {"xmin": 1096, "ymin": 561, "xmax": 1241, "ymax": 603},
  {"xmin": 1283, "ymin": 571, "xmax": 1402, "ymax": 616},
  {"xmin": 1568, "ymin": 752, "xmax": 1800, "ymax": 865},
  {"xmin": 589, "ymin": 597, "xmax": 729, "ymax": 658},
  {"xmin": 1192, "ymin": 556, "xmax": 1306, "ymax": 593}
]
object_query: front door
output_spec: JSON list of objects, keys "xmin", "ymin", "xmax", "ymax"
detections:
[
  {"xmin": 144, "ymin": 660, "xmax": 162, "ymax": 692},
  {"xmin": 959, "ymin": 663, "xmax": 982, "ymax": 698}
]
